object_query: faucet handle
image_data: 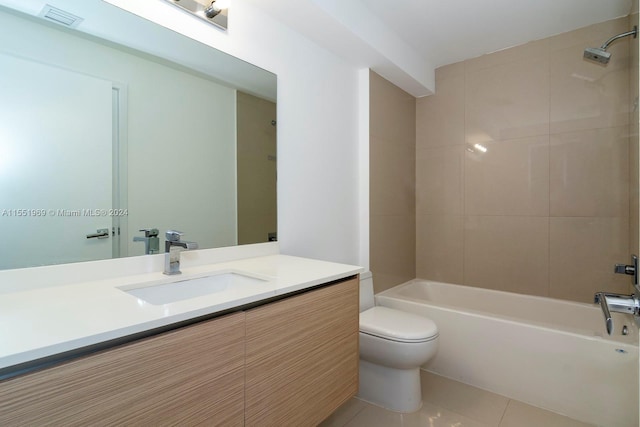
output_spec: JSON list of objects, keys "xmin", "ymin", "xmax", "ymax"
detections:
[
  {"xmin": 166, "ymin": 230, "xmax": 184, "ymax": 242},
  {"xmin": 594, "ymin": 292, "xmax": 614, "ymax": 335}
]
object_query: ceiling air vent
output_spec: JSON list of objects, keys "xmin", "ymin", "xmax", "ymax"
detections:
[{"xmin": 38, "ymin": 5, "xmax": 84, "ymax": 28}]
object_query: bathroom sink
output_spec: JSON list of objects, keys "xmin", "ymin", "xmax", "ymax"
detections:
[{"xmin": 119, "ymin": 271, "xmax": 268, "ymax": 305}]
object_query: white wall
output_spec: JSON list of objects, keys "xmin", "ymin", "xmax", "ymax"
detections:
[{"xmin": 104, "ymin": 0, "xmax": 363, "ymax": 265}]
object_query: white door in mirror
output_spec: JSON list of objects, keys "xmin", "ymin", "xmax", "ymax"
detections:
[{"xmin": 0, "ymin": 53, "xmax": 113, "ymax": 269}]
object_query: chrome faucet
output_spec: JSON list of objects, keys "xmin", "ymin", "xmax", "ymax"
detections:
[
  {"xmin": 133, "ymin": 228, "xmax": 160, "ymax": 255},
  {"xmin": 163, "ymin": 230, "xmax": 198, "ymax": 275},
  {"xmin": 594, "ymin": 292, "xmax": 640, "ymax": 335},
  {"xmin": 595, "ymin": 255, "xmax": 640, "ymax": 335}
]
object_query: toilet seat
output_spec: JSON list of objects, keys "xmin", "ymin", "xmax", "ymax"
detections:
[{"xmin": 360, "ymin": 306, "xmax": 438, "ymax": 343}]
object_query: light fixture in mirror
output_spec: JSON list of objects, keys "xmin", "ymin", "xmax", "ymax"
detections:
[
  {"xmin": 0, "ymin": 0, "xmax": 276, "ymax": 271},
  {"xmin": 163, "ymin": 0, "xmax": 229, "ymax": 30}
]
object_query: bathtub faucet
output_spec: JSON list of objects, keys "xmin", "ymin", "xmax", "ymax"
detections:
[
  {"xmin": 614, "ymin": 254, "xmax": 640, "ymax": 294},
  {"xmin": 594, "ymin": 292, "xmax": 640, "ymax": 335}
]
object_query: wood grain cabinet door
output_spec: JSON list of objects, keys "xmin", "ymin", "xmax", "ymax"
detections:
[
  {"xmin": 0, "ymin": 311, "xmax": 245, "ymax": 426},
  {"xmin": 245, "ymin": 278, "xmax": 360, "ymax": 426}
]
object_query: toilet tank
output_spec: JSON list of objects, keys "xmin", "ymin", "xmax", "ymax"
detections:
[{"xmin": 359, "ymin": 271, "xmax": 375, "ymax": 312}]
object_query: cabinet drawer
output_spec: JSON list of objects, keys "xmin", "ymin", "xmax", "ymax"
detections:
[
  {"xmin": 245, "ymin": 278, "xmax": 359, "ymax": 426},
  {"xmin": 0, "ymin": 312, "xmax": 245, "ymax": 426}
]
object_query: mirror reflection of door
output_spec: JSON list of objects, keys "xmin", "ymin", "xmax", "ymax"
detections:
[
  {"xmin": 236, "ymin": 92, "xmax": 277, "ymax": 245},
  {"xmin": 0, "ymin": 53, "xmax": 114, "ymax": 269}
]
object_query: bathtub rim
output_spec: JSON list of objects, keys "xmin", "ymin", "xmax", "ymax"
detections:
[{"xmin": 376, "ymin": 278, "xmax": 639, "ymax": 347}]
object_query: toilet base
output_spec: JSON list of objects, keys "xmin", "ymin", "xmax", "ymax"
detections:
[{"xmin": 357, "ymin": 359, "xmax": 422, "ymax": 413}]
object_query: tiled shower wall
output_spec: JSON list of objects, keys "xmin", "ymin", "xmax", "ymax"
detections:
[
  {"xmin": 631, "ymin": 10, "xmax": 639, "ymax": 276},
  {"xmin": 369, "ymin": 71, "xmax": 416, "ymax": 294},
  {"xmin": 416, "ymin": 16, "xmax": 637, "ymax": 303}
]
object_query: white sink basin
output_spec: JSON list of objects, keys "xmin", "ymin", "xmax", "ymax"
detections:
[{"xmin": 119, "ymin": 271, "xmax": 268, "ymax": 305}]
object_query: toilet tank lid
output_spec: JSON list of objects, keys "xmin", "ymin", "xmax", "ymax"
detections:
[{"xmin": 360, "ymin": 306, "xmax": 438, "ymax": 342}]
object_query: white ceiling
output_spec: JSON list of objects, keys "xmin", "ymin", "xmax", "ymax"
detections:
[
  {"xmin": 362, "ymin": 0, "xmax": 633, "ymax": 68},
  {"xmin": 246, "ymin": 0, "xmax": 634, "ymax": 96}
]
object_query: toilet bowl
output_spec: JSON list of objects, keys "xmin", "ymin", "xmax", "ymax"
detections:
[{"xmin": 358, "ymin": 273, "xmax": 439, "ymax": 413}]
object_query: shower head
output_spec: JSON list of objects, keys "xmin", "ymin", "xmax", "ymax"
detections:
[
  {"xmin": 584, "ymin": 25, "xmax": 637, "ymax": 65},
  {"xmin": 583, "ymin": 47, "xmax": 611, "ymax": 64}
]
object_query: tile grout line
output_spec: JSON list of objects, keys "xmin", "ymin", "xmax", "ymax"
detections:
[
  {"xmin": 496, "ymin": 398, "xmax": 512, "ymax": 427},
  {"xmin": 340, "ymin": 400, "xmax": 370, "ymax": 427}
]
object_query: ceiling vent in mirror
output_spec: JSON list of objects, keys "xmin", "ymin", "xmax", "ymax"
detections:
[{"xmin": 38, "ymin": 5, "xmax": 84, "ymax": 28}]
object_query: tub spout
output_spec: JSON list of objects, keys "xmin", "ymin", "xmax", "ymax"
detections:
[{"xmin": 594, "ymin": 292, "xmax": 640, "ymax": 335}]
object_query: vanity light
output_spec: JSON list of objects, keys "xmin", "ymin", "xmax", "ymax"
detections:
[
  {"xmin": 204, "ymin": 0, "xmax": 230, "ymax": 18},
  {"xmin": 165, "ymin": 0, "xmax": 229, "ymax": 30},
  {"xmin": 203, "ymin": 3, "xmax": 221, "ymax": 19}
]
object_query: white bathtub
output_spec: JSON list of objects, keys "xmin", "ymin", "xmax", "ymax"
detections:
[{"xmin": 376, "ymin": 279, "xmax": 639, "ymax": 427}]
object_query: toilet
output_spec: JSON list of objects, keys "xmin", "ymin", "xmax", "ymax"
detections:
[{"xmin": 358, "ymin": 272, "xmax": 439, "ymax": 413}]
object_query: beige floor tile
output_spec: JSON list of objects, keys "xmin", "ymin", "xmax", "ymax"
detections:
[
  {"xmin": 499, "ymin": 400, "xmax": 595, "ymax": 427},
  {"xmin": 323, "ymin": 375, "xmax": 595, "ymax": 427},
  {"xmin": 319, "ymin": 398, "xmax": 368, "ymax": 427},
  {"xmin": 343, "ymin": 400, "xmax": 489, "ymax": 427},
  {"xmin": 418, "ymin": 402, "xmax": 490, "ymax": 427},
  {"xmin": 420, "ymin": 371, "xmax": 509, "ymax": 426}
]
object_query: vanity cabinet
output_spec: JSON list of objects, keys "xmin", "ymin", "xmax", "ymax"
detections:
[
  {"xmin": 0, "ymin": 276, "xmax": 358, "ymax": 426},
  {"xmin": 245, "ymin": 276, "xmax": 359, "ymax": 426},
  {"xmin": 0, "ymin": 312, "xmax": 246, "ymax": 426}
]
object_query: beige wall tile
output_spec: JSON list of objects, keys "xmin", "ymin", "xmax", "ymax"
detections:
[
  {"xmin": 435, "ymin": 61, "xmax": 465, "ymax": 82},
  {"xmin": 370, "ymin": 71, "xmax": 416, "ymax": 144},
  {"xmin": 369, "ymin": 71, "xmax": 416, "ymax": 292},
  {"xmin": 548, "ymin": 17, "xmax": 631, "ymax": 55},
  {"xmin": 631, "ymin": 122, "xmax": 639, "ymax": 258},
  {"xmin": 465, "ymin": 38, "xmax": 548, "ymax": 73},
  {"xmin": 371, "ymin": 272, "xmax": 415, "ymax": 295},
  {"xmin": 464, "ymin": 135, "xmax": 549, "ymax": 216},
  {"xmin": 416, "ymin": 146, "xmax": 464, "ymax": 215},
  {"xmin": 550, "ymin": 127, "xmax": 629, "ymax": 217},
  {"xmin": 416, "ymin": 70, "xmax": 465, "ymax": 149},
  {"xmin": 465, "ymin": 56, "xmax": 549, "ymax": 141},
  {"xmin": 550, "ymin": 217, "xmax": 630, "ymax": 302},
  {"xmin": 236, "ymin": 92, "xmax": 277, "ymax": 246},
  {"xmin": 370, "ymin": 135, "xmax": 415, "ymax": 216},
  {"xmin": 370, "ymin": 214, "xmax": 415, "ymax": 293},
  {"xmin": 464, "ymin": 216, "xmax": 549, "ymax": 296},
  {"xmin": 370, "ymin": 16, "xmax": 636, "ymax": 303},
  {"xmin": 416, "ymin": 215, "xmax": 464, "ymax": 284},
  {"xmin": 630, "ymin": 13, "xmax": 640, "ymax": 259},
  {"xmin": 549, "ymin": 38, "xmax": 629, "ymax": 134}
]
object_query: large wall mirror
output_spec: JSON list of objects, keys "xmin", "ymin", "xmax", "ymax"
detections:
[{"xmin": 0, "ymin": 0, "xmax": 277, "ymax": 270}]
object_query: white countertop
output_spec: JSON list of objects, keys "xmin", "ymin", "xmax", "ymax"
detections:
[{"xmin": 0, "ymin": 254, "xmax": 362, "ymax": 371}]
